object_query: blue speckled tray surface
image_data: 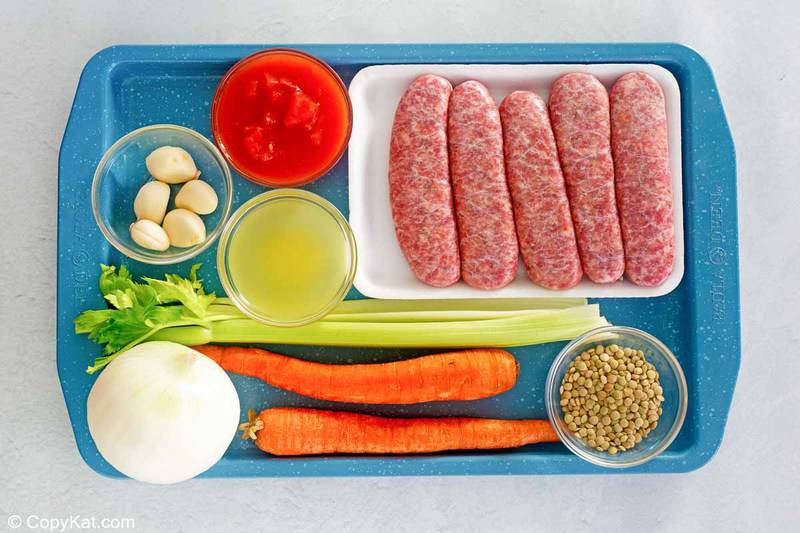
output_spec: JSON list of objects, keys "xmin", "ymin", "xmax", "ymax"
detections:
[{"xmin": 57, "ymin": 43, "xmax": 739, "ymax": 477}]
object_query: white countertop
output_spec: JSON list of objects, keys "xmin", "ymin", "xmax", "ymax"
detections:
[{"xmin": 1, "ymin": 1, "xmax": 797, "ymax": 531}]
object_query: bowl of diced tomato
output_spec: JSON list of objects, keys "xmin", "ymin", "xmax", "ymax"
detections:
[{"xmin": 211, "ymin": 48, "xmax": 352, "ymax": 188}]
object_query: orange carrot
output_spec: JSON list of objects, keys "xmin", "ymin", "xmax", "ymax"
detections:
[
  {"xmin": 193, "ymin": 345, "xmax": 518, "ymax": 404},
  {"xmin": 239, "ymin": 407, "xmax": 559, "ymax": 456}
]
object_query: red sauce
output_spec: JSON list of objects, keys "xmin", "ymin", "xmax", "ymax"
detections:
[{"xmin": 211, "ymin": 49, "xmax": 352, "ymax": 187}]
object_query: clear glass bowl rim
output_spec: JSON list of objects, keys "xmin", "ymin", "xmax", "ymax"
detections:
[
  {"xmin": 209, "ymin": 47, "xmax": 353, "ymax": 188},
  {"xmin": 545, "ymin": 325, "xmax": 688, "ymax": 468},
  {"xmin": 91, "ymin": 123, "xmax": 234, "ymax": 265},
  {"xmin": 216, "ymin": 188, "xmax": 358, "ymax": 327}
]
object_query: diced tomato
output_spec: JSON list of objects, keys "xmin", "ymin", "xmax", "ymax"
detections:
[
  {"xmin": 263, "ymin": 72, "xmax": 280, "ymax": 89},
  {"xmin": 269, "ymin": 89, "xmax": 286, "ymax": 105},
  {"xmin": 262, "ymin": 111, "xmax": 278, "ymax": 128},
  {"xmin": 212, "ymin": 50, "xmax": 351, "ymax": 185},
  {"xmin": 309, "ymin": 126, "xmax": 323, "ymax": 146},
  {"xmin": 279, "ymin": 77, "xmax": 301, "ymax": 92},
  {"xmin": 284, "ymin": 90, "xmax": 320, "ymax": 130},
  {"xmin": 263, "ymin": 72, "xmax": 284, "ymax": 104},
  {"xmin": 242, "ymin": 126, "xmax": 276, "ymax": 162},
  {"xmin": 245, "ymin": 79, "xmax": 260, "ymax": 99}
]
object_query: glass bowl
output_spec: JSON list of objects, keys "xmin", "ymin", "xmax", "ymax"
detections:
[
  {"xmin": 217, "ymin": 189, "xmax": 357, "ymax": 327},
  {"xmin": 92, "ymin": 124, "xmax": 233, "ymax": 264},
  {"xmin": 545, "ymin": 325, "xmax": 688, "ymax": 468},
  {"xmin": 210, "ymin": 48, "xmax": 353, "ymax": 188}
]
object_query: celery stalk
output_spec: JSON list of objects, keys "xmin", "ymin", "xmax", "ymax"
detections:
[
  {"xmin": 151, "ymin": 305, "xmax": 608, "ymax": 348},
  {"xmin": 77, "ymin": 264, "xmax": 609, "ymax": 373}
]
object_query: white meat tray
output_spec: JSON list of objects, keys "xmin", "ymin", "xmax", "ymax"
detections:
[{"xmin": 347, "ymin": 63, "xmax": 683, "ymax": 299}]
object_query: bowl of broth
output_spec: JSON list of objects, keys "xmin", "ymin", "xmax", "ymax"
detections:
[{"xmin": 217, "ymin": 189, "xmax": 357, "ymax": 326}]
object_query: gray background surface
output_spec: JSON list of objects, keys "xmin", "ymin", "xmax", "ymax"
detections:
[{"xmin": 1, "ymin": 1, "xmax": 797, "ymax": 532}]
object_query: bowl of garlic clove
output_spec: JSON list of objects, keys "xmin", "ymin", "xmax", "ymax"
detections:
[{"xmin": 92, "ymin": 125, "xmax": 233, "ymax": 264}]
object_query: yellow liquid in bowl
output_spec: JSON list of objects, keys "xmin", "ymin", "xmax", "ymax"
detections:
[{"xmin": 225, "ymin": 194, "xmax": 353, "ymax": 324}]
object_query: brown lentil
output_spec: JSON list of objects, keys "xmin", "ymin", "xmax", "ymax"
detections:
[{"xmin": 559, "ymin": 343, "xmax": 664, "ymax": 455}]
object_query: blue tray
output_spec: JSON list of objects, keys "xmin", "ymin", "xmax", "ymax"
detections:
[{"xmin": 57, "ymin": 43, "xmax": 739, "ymax": 477}]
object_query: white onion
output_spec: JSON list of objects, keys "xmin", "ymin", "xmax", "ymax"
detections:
[{"xmin": 87, "ymin": 341, "xmax": 240, "ymax": 484}]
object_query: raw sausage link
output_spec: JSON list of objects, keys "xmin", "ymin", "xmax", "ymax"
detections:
[
  {"xmin": 549, "ymin": 73, "xmax": 625, "ymax": 284},
  {"xmin": 448, "ymin": 81, "xmax": 519, "ymax": 290},
  {"xmin": 389, "ymin": 74, "xmax": 461, "ymax": 287},
  {"xmin": 610, "ymin": 72, "xmax": 675, "ymax": 287},
  {"xmin": 499, "ymin": 91, "xmax": 582, "ymax": 290}
]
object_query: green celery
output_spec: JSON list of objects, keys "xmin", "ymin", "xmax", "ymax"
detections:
[
  {"xmin": 150, "ymin": 305, "xmax": 608, "ymax": 348},
  {"xmin": 76, "ymin": 264, "xmax": 608, "ymax": 374}
]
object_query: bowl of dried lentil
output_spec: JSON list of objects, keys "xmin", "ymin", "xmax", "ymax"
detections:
[{"xmin": 546, "ymin": 325, "xmax": 688, "ymax": 468}]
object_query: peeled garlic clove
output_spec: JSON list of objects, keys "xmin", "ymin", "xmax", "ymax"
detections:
[
  {"xmin": 133, "ymin": 181, "xmax": 171, "ymax": 223},
  {"xmin": 175, "ymin": 180, "xmax": 218, "ymax": 215},
  {"xmin": 130, "ymin": 220, "xmax": 170, "ymax": 251},
  {"xmin": 146, "ymin": 146, "xmax": 201, "ymax": 184},
  {"xmin": 163, "ymin": 209, "xmax": 206, "ymax": 248}
]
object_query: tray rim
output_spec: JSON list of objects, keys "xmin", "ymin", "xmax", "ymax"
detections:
[{"xmin": 57, "ymin": 42, "xmax": 740, "ymax": 478}]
